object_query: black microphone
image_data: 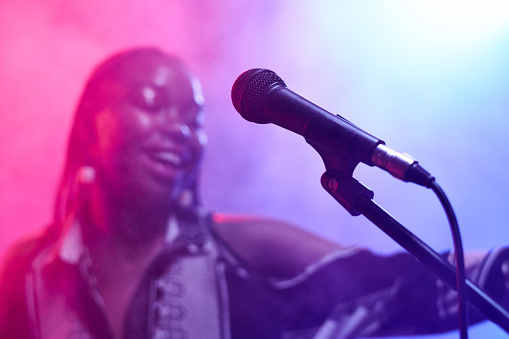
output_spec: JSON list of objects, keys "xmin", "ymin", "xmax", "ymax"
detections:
[{"xmin": 231, "ymin": 68, "xmax": 434, "ymax": 187}]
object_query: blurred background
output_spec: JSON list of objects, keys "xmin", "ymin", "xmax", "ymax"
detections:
[{"xmin": 1, "ymin": 0, "xmax": 509, "ymax": 337}]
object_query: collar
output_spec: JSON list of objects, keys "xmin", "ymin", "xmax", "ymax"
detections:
[{"xmin": 56, "ymin": 208, "xmax": 213, "ymax": 265}]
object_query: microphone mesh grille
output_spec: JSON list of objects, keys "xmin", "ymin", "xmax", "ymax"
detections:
[{"xmin": 231, "ymin": 68, "xmax": 285, "ymax": 123}]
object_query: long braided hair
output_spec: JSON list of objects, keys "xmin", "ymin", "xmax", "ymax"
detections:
[{"xmin": 52, "ymin": 47, "xmax": 203, "ymax": 236}]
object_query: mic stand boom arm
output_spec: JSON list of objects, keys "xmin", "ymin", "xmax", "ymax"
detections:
[{"xmin": 320, "ymin": 169, "xmax": 509, "ymax": 333}]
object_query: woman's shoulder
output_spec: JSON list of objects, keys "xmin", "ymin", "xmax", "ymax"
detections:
[
  {"xmin": 211, "ymin": 213, "xmax": 342, "ymax": 278},
  {"xmin": 0, "ymin": 226, "xmax": 56, "ymax": 335},
  {"xmin": 0, "ymin": 226, "xmax": 57, "ymax": 277}
]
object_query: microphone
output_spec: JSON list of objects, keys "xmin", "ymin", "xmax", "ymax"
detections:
[{"xmin": 231, "ymin": 68, "xmax": 434, "ymax": 187}]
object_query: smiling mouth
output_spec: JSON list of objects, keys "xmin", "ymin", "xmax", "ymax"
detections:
[{"xmin": 148, "ymin": 150, "xmax": 188, "ymax": 168}]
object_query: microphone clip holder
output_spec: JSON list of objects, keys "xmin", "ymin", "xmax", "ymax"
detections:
[{"xmin": 320, "ymin": 168, "xmax": 509, "ymax": 334}]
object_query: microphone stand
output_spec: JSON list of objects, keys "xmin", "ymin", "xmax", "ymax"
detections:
[{"xmin": 320, "ymin": 169, "xmax": 509, "ymax": 333}]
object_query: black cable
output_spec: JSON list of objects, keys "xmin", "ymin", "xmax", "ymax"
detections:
[
  {"xmin": 429, "ymin": 180, "xmax": 468, "ymax": 339},
  {"xmin": 406, "ymin": 162, "xmax": 468, "ymax": 338}
]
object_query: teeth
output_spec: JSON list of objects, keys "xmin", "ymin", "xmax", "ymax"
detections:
[{"xmin": 153, "ymin": 151, "xmax": 182, "ymax": 166}]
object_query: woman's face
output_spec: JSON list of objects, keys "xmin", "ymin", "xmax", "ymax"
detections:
[{"xmin": 91, "ymin": 56, "xmax": 207, "ymax": 207}]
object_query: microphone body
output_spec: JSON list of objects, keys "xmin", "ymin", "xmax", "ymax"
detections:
[
  {"xmin": 261, "ymin": 85, "xmax": 382, "ymax": 168},
  {"xmin": 231, "ymin": 68, "xmax": 433, "ymax": 187}
]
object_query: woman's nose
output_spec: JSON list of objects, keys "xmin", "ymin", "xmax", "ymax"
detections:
[
  {"xmin": 162, "ymin": 122, "xmax": 191, "ymax": 141},
  {"xmin": 159, "ymin": 107, "xmax": 191, "ymax": 140},
  {"xmin": 174, "ymin": 124, "xmax": 191, "ymax": 138}
]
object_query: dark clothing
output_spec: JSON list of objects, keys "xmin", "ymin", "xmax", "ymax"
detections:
[{"xmin": 0, "ymin": 214, "xmax": 507, "ymax": 339}]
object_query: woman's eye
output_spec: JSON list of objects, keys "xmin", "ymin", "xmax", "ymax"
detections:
[{"xmin": 130, "ymin": 86, "xmax": 166, "ymax": 112}]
